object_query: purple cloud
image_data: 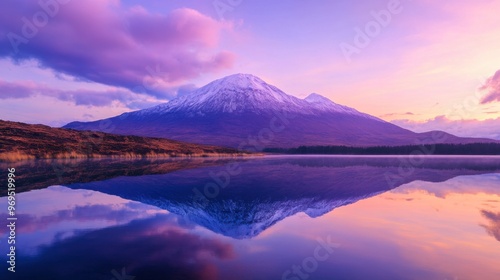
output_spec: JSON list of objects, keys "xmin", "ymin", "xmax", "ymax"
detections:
[
  {"xmin": 481, "ymin": 70, "xmax": 500, "ymax": 104},
  {"xmin": 0, "ymin": 0, "xmax": 235, "ymax": 98},
  {"xmin": 481, "ymin": 210, "xmax": 500, "ymax": 242},
  {"xmin": 13, "ymin": 214, "xmax": 234, "ymax": 280},
  {"xmin": 0, "ymin": 79, "xmax": 39, "ymax": 98},
  {"xmin": 0, "ymin": 79, "xmax": 158, "ymax": 108}
]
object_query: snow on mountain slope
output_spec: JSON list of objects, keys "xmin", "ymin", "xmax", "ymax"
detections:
[
  {"xmin": 137, "ymin": 74, "xmax": 379, "ymax": 120},
  {"xmin": 305, "ymin": 93, "xmax": 383, "ymax": 121},
  {"xmin": 139, "ymin": 74, "xmax": 311, "ymax": 115}
]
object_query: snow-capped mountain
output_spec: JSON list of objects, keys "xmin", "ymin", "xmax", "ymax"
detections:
[
  {"xmin": 64, "ymin": 73, "xmax": 498, "ymax": 148},
  {"xmin": 137, "ymin": 74, "xmax": 376, "ymax": 118},
  {"xmin": 139, "ymin": 74, "xmax": 311, "ymax": 115}
]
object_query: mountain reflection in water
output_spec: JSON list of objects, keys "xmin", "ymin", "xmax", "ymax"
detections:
[{"xmin": 1, "ymin": 156, "xmax": 499, "ymax": 280}]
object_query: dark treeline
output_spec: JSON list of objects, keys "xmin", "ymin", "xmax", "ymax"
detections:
[{"xmin": 264, "ymin": 143, "xmax": 500, "ymax": 155}]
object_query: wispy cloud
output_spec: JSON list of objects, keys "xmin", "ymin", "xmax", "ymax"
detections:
[
  {"xmin": 480, "ymin": 70, "xmax": 500, "ymax": 104},
  {"xmin": 0, "ymin": 0, "xmax": 235, "ymax": 98},
  {"xmin": 481, "ymin": 210, "xmax": 500, "ymax": 242},
  {"xmin": 380, "ymin": 112, "xmax": 415, "ymax": 118},
  {"xmin": 0, "ymin": 79, "xmax": 161, "ymax": 109},
  {"xmin": 392, "ymin": 115, "xmax": 500, "ymax": 140}
]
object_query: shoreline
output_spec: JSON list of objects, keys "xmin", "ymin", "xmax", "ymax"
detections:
[
  {"xmin": 261, "ymin": 154, "xmax": 500, "ymax": 158},
  {"xmin": 0, "ymin": 152, "xmax": 262, "ymax": 163},
  {"xmin": 3, "ymin": 152, "xmax": 500, "ymax": 164}
]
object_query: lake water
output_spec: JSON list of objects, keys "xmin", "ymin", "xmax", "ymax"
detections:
[{"xmin": 1, "ymin": 156, "xmax": 500, "ymax": 280}]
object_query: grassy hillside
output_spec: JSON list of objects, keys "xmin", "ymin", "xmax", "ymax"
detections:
[{"xmin": 0, "ymin": 120, "xmax": 250, "ymax": 161}]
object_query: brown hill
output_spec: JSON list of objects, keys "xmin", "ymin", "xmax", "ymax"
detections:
[{"xmin": 0, "ymin": 120, "xmax": 250, "ymax": 162}]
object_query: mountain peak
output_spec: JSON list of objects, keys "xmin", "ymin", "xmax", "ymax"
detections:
[
  {"xmin": 210, "ymin": 73, "xmax": 269, "ymax": 91},
  {"xmin": 304, "ymin": 92, "xmax": 353, "ymax": 113},
  {"xmin": 221, "ymin": 73, "xmax": 264, "ymax": 82},
  {"xmin": 304, "ymin": 92, "xmax": 382, "ymax": 121},
  {"xmin": 305, "ymin": 93, "xmax": 332, "ymax": 104},
  {"xmin": 140, "ymin": 73, "xmax": 308, "ymax": 115}
]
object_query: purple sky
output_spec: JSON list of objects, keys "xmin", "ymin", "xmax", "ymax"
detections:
[{"xmin": 0, "ymin": 0, "xmax": 499, "ymax": 138}]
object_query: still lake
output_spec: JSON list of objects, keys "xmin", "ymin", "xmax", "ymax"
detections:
[{"xmin": 1, "ymin": 156, "xmax": 500, "ymax": 280}]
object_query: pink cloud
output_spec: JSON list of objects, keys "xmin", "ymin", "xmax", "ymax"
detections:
[
  {"xmin": 127, "ymin": 7, "xmax": 222, "ymax": 48},
  {"xmin": 0, "ymin": 0, "xmax": 235, "ymax": 98},
  {"xmin": 480, "ymin": 70, "xmax": 500, "ymax": 104},
  {"xmin": 392, "ymin": 116, "xmax": 500, "ymax": 140}
]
